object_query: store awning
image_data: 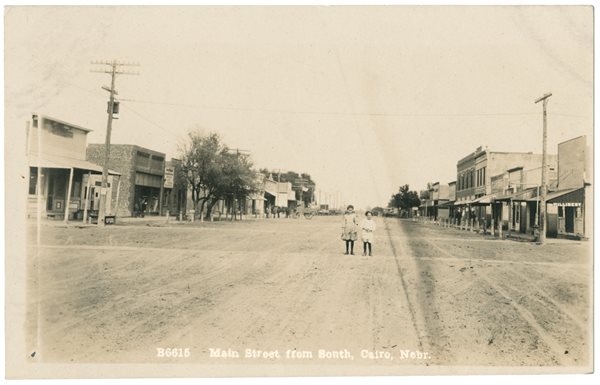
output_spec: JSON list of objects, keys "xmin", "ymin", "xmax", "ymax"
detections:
[
  {"xmin": 471, "ymin": 194, "xmax": 496, "ymax": 205},
  {"xmin": 29, "ymin": 154, "xmax": 121, "ymax": 175},
  {"xmin": 454, "ymin": 199, "xmax": 474, "ymax": 206},
  {"xmin": 437, "ymin": 200, "xmax": 456, "ymax": 208},
  {"xmin": 494, "ymin": 187, "xmax": 537, "ymax": 202},
  {"xmin": 526, "ymin": 188, "xmax": 583, "ymax": 204}
]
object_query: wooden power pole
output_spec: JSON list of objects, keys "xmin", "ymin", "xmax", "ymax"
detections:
[
  {"xmin": 91, "ymin": 60, "xmax": 139, "ymax": 226},
  {"xmin": 535, "ymin": 92, "xmax": 552, "ymax": 244}
]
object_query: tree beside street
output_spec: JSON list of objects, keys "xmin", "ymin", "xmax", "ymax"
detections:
[
  {"xmin": 209, "ymin": 150, "xmax": 259, "ymax": 220},
  {"xmin": 179, "ymin": 130, "xmax": 259, "ymax": 221},
  {"xmin": 389, "ymin": 184, "xmax": 421, "ymax": 217}
]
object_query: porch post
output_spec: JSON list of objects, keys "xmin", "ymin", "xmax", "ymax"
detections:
[
  {"xmin": 64, "ymin": 167, "xmax": 74, "ymax": 223},
  {"xmin": 507, "ymin": 199, "xmax": 512, "ymax": 237},
  {"xmin": 498, "ymin": 203, "xmax": 503, "ymax": 239},
  {"xmin": 469, "ymin": 205, "xmax": 473, "ymax": 232},
  {"xmin": 491, "ymin": 204, "xmax": 495, "ymax": 236},
  {"xmin": 83, "ymin": 171, "xmax": 91, "ymax": 223},
  {"xmin": 36, "ymin": 166, "xmax": 43, "ymax": 227}
]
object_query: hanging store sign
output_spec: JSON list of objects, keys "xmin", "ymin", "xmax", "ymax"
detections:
[{"xmin": 164, "ymin": 167, "xmax": 175, "ymax": 188}]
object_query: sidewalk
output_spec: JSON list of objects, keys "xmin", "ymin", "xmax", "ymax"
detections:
[
  {"xmin": 415, "ymin": 219, "xmax": 586, "ymax": 245},
  {"xmin": 29, "ymin": 215, "xmax": 172, "ymax": 228}
]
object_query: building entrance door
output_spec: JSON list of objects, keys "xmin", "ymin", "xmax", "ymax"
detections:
[
  {"xmin": 46, "ymin": 174, "xmax": 55, "ymax": 211},
  {"xmin": 565, "ymin": 207, "xmax": 575, "ymax": 233},
  {"xmin": 529, "ymin": 203, "xmax": 537, "ymax": 230}
]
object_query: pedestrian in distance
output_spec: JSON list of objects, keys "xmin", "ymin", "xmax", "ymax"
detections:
[
  {"xmin": 341, "ymin": 205, "xmax": 358, "ymax": 255},
  {"xmin": 140, "ymin": 197, "xmax": 147, "ymax": 218},
  {"xmin": 361, "ymin": 211, "xmax": 376, "ymax": 256}
]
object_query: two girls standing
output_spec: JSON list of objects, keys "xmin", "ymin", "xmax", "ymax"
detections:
[{"xmin": 341, "ymin": 205, "xmax": 376, "ymax": 256}]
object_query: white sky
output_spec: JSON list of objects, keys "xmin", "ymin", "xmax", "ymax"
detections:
[{"xmin": 4, "ymin": 6, "xmax": 593, "ymax": 209}]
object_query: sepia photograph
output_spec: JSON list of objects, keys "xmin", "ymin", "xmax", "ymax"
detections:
[{"xmin": 3, "ymin": 4, "xmax": 594, "ymax": 379}]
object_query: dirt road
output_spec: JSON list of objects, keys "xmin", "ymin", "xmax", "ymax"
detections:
[{"xmin": 25, "ymin": 216, "xmax": 591, "ymax": 370}]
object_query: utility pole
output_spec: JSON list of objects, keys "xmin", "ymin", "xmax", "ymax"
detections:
[
  {"xmin": 91, "ymin": 60, "xmax": 139, "ymax": 226},
  {"xmin": 535, "ymin": 92, "xmax": 552, "ymax": 244}
]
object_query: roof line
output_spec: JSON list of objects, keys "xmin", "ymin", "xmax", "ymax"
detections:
[{"xmin": 35, "ymin": 114, "xmax": 93, "ymax": 133}]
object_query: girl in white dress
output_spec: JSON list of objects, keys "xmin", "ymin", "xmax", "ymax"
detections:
[{"xmin": 361, "ymin": 211, "xmax": 376, "ymax": 256}]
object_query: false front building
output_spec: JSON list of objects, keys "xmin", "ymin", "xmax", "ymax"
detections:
[{"xmin": 26, "ymin": 114, "xmax": 120, "ymax": 221}]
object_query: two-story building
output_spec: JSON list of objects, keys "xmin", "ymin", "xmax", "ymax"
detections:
[
  {"xmin": 526, "ymin": 135, "xmax": 591, "ymax": 239},
  {"xmin": 455, "ymin": 146, "xmax": 557, "ymax": 232},
  {"xmin": 437, "ymin": 181, "xmax": 456, "ymax": 221},
  {"xmin": 490, "ymin": 165, "xmax": 558, "ymax": 236},
  {"xmin": 26, "ymin": 114, "xmax": 120, "ymax": 221},
  {"xmin": 87, "ymin": 144, "xmax": 166, "ymax": 217}
]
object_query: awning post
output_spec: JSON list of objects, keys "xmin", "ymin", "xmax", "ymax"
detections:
[
  {"xmin": 64, "ymin": 168, "xmax": 74, "ymax": 223},
  {"xmin": 83, "ymin": 171, "xmax": 91, "ymax": 223}
]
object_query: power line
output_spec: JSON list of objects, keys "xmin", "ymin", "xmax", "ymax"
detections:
[
  {"xmin": 65, "ymin": 81, "xmax": 589, "ymax": 120},
  {"xmin": 118, "ymin": 97, "xmax": 588, "ymax": 119},
  {"xmin": 120, "ymin": 103, "xmax": 177, "ymax": 138}
]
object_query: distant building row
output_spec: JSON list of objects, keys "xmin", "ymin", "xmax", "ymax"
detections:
[
  {"xmin": 418, "ymin": 138, "xmax": 591, "ymax": 240},
  {"xmin": 26, "ymin": 114, "xmax": 305, "ymax": 222}
]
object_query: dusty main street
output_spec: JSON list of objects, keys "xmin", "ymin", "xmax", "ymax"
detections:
[{"xmin": 25, "ymin": 215, "xmax": 592, "ymax": 369}]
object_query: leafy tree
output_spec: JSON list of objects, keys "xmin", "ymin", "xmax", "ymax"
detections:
[
  {"xmin": 389, "ymin": 184, "xmax": 421, "ymax": 217},
  {"xmin": 210, "ymin": 151, "xmax": 260, "ymax": 220},
  {"xmin": 179, "ymin": 130, "xmax": 259, "ymax": 221}
]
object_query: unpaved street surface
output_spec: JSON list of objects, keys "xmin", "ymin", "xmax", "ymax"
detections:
[{"xmin": 26, "ymin": 216, "xmax": 592, "ymax": 370}]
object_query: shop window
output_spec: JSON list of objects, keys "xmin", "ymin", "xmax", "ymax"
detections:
[
  {"xmin": 136, "ymin": 151, "xmax": 151, "ymax": 168},
  {"xmin": 150, "ymin": 155, "xmax": 164, "ymax": 171},
  {"xmin": 71, "ymin": 181, "xmax": 81, "ymax": 197},
  {"xmin": 558, "ymin": 206, "xmax": 563, "ymax": 217}
]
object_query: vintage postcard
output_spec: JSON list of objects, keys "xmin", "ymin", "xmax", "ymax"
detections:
[{"xmin": 4, "ymin": 5, "xmax": 594, "ymax": 379}]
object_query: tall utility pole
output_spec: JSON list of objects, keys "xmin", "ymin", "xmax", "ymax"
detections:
[
  {"xmin": 535, "ymin": 92, "xmax": 552, "ymax": 244},
  {"xmin": 91, "ymin": 60, "xmax": 139, "ymax": 226}
]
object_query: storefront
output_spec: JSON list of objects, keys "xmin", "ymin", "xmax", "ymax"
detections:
[
  {"xmin": 87, "ymin": 144, "xmax": 166, "ymax": 217},
  {"xmin": 27, "ymin": 115, "xmax": 119, "ymax": 222},
  {"xmin": 527, "ymin": 187, "xmax": 586, "ymax": 239}
]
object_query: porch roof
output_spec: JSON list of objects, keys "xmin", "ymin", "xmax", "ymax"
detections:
[
  {"xmin": 526, "ymin": 188, "xmax": 583, "ymax": 204},
  {"xmin": 494, "ymin": 187, "xmax": 537, "ymax": 202},
  {"xmin": 453, "ymin": 199, "xmax": 474, "ymax": 206},
  {"xmin": 29, "ymin": 154, "xmax": 121, "ymax": 175},
  {"xmin": 471, "ymin": 194, "xmax": 496, "ymax": 205}
]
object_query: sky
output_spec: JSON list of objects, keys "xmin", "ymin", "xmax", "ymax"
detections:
[{"xmin": 4, "ymin": 6, "xmax": 593, "ymax": 209}]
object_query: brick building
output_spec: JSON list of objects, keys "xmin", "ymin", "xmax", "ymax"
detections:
[
  {"xmin": 455, "ymin": 146, "xmax": 557, "ymax": 233},
  {"xmin": 87, "ymin": 144, "xmax": 166, "ymax": 217}
]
